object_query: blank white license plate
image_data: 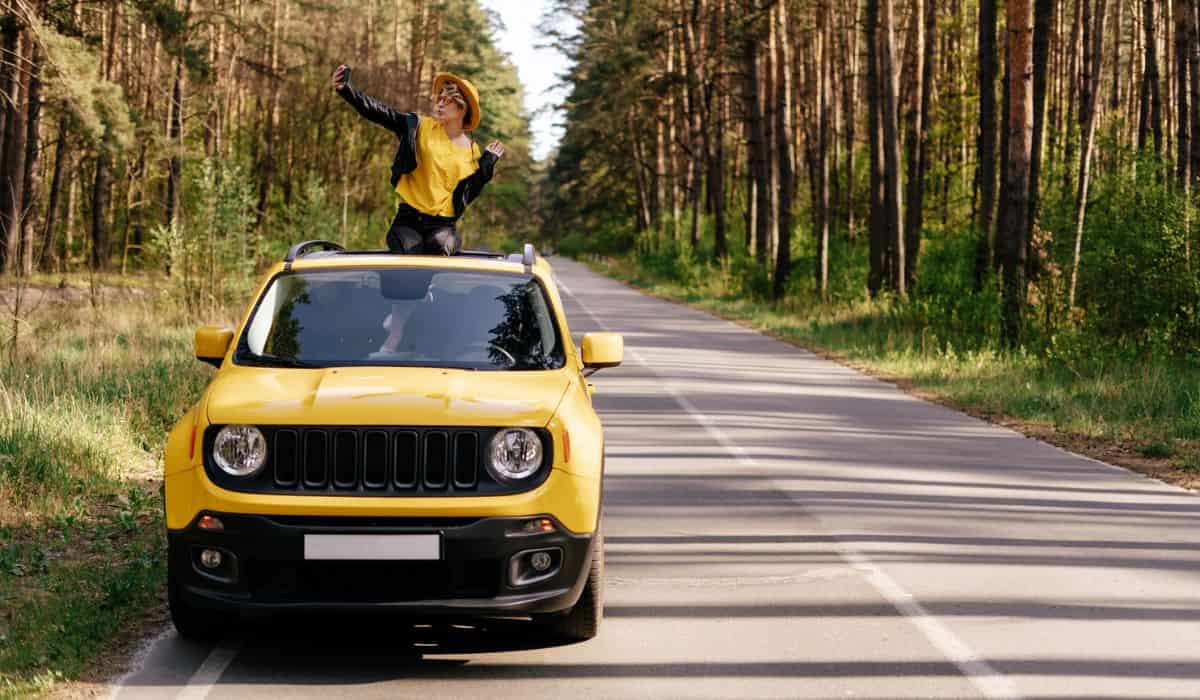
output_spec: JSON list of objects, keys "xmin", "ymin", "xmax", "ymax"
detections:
[{"xmin": 303, "ymin": 534, "xmax": 441, "ymax": 561}]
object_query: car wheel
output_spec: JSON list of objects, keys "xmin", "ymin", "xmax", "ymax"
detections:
[
  {"xmin": 168, "ymin": 558, "xmax": 234, "ymax": 641},
  {"xmin": 535, "ymin": 528, "xmax": 603, "ymax": 642}
]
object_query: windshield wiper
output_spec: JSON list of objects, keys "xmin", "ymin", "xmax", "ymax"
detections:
[
  {"xmin": 238, "ymin": 353, "xmax": 323, "ymax": 369},
  {"xmin": 368, "ymin": 360, "xmax": 480, "ymax": 370}
]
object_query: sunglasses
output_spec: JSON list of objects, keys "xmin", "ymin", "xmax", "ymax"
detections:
[{"xmin": 436, "ymin": 91, "xmax": 466, "ymax": 109}]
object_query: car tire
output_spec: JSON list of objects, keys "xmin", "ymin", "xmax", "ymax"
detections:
[
  {"xmin": 535, "ymin": 528, "xmax": 603, "ymax": 642},
  {"xmin": 168, "ymin": 558, "xmax": 234, "ymax": 641}
]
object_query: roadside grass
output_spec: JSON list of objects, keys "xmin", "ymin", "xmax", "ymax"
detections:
[
  {"xmin": 0, "ymin": 279, "xmax": 225, "ymax": 697},
  {"xmin": 587, "ymin": 255, "xmax": 1200, "ymax": 489}
]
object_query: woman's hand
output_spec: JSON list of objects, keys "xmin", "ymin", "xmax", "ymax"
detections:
[
  {"xmin": 332, "ymin": 64, "xmax": 350, "ymax": 91},
  {"xmin": 486, "ymin": 141, "xmax": 506, "ymax": 159}
]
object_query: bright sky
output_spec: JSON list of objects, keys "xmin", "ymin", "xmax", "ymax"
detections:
[{"xmin": 480, "ymin": 0, "xmax": 576, "ymax": 162}]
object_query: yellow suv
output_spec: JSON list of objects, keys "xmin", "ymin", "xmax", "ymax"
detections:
[{"xmin": 163, "ymin": 241, "xmax": 622, "ymax": 642}]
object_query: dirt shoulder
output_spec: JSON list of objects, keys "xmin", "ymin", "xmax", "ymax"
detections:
[{"xmin": 0, "ymin": 282, "xmax": 150, "ymax": 314}]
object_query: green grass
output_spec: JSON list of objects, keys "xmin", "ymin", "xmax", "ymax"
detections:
[
  {"xmin": 0, "ymin": 490, "xmax": 164, "ymax": 699},
  {"xmin": 0, "ymin": 282, "xmax": 225, "ymax": 696},
  {"xmin": 586, "ymin": 254, "xmax": 1200, "ymax": 473}
]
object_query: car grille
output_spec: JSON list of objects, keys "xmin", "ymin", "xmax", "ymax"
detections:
[{"xmin": 204, "ymin": 426, "xmax": 552, "ymax": 497}]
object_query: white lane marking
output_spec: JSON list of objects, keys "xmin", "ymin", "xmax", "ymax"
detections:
[
  {"xmin": 560, "ymin": 267, "xmax": 1022, "ymax": 700},
  {"xmin": 175, "ymin": 640, "xmax": 242, "ymax": 700}
]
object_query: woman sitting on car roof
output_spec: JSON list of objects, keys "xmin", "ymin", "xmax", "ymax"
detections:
[{"xmin": 332, "ymin": 64, "xmax": 505, "ymax": 255}]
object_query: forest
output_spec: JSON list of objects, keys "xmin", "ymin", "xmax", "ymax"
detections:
[
  {"xmin": 0, "ymin": 0, "xmax": 534, "ymax": 312},
  {"xmin": 6, "ymin": 0, "xmax": 1197, "ymax": 354},
  {"xmin": 545, "ymin": 0, "xmax": 1200, "ymax": 357}
]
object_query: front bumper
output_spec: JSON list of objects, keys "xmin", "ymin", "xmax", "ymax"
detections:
[{"xmin": 169, "ymin": 512, "xmax": 594, "ymax": 616}]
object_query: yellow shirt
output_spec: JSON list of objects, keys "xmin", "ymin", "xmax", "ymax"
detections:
[{"xmin": 394, "ymin": 117, "xmax": 480, "ymax": 217}]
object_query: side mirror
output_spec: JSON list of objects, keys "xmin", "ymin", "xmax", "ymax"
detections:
[
  {"xmin": 581, "ymin": 332, "xmax": 623, "ymax": 373},
  {"xmin": 195, "ymin": 327, "xmax": 234, "ymax": 368}
]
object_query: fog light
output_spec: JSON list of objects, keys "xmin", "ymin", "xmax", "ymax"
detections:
[
  {"xmin": 509, "ymin": 547, "xmax": 563, "ymax": 587},
  {"xmin": 530, "ymin": 550, "xmax": 553, "ymax": 572},
  {"xmin": 200, "ymin": 549, "xmax": 222, "ymax": 569}
]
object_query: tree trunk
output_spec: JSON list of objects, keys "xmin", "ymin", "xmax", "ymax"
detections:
[
  {"xmin": 1113, "ymin": 0, "xmax": 1125, "ymax": 109},
  {"xmin": 409, "ymin": 0, "xmax": 426, "ymax": 108},
  {"xmin": 1027, "ymin": 0, "xmax": 1055, "ymax": 279},
  {"xmin": 1003, "ymin": 0, "xmax": 1034, "ymax": 345},
  {"xmin": 40, "ymin": 117, "xmax": 69, "ymax": 272},
  {"xmin": 681, "ymin": 0, "xmax": 705, "ymax": 249},
  {"xmin": 1175, "ymin": 0, "xmax": 1190, "ymax": 184},
  {"xmin": 754, "ymin": 29, "xmax": 771, "ymax": 262},
  {"xmin": 975, "ymin": 0, "xmax": 999, "ymax": 288},
  {"xmin": 631, "ymin": 125, "xmax": 651, "ymax": 233},
  {"xmin": 256, "ymin": 0, "xmax": 285, "ymax": 228},
  {"xmin": 0, "ymin": 28, "xmax": 29, "ymax": 274},
  {"xmin": 902, "ymin": 0, "xmax": 931, "ymax": 290},
  {"xmin": 1069, "ymin": 0, "xmax": 1110, "ymax": 307},
  {"xmin": 91, "ymin": 0, "xmax": 121, "ymax": 272},
  {"xmin": 165, "ymin": 21, "xmax": 185, "ymax": 229},
  {"xmin": 1189, "ymin": 0, "xmax": 1200, "ymax": 181},
  {"xmin": 739, "ymin": 0, "xmax": 758, "ymax": 256},
  {"xmin": 844, "ymin": 0, "xmax": 860, "ymax": 239},
  {"xmin": 0, "ymin": 15, "xmax": 15, "ymax": 160},
  {"xmin": 879, "ymin": 0, "xmax": 904, "ymax": 295},
  {"xmin": 710, "ymin": 0, "xmax": 727, "ymax": 258},
  {"xmin": 866, "ymin": 0, "xmax": 886, "ymax": 296},
  {"xmin": 1065, "ymin": 0, "xmax": 1084, "ymax": 179},
  {"xmin": 667, "ymin": 12, "xmax": 682, "ymax": 241},
  {"xmin": 655, "ymin": 73, "xmax": 667, "ymax": 240},
  {"xmin": 92, "ymin": 149, "xmax": 113, "ymax": 272},
  {"xmin": 816, "ymin": 0, "xmax": 832, "ymax": 296},
  {"xmin": 743, "ymin": 2, "xmax": 763, "ymax": 255},
  {"xmin": 773, "ymin": 0, "xmax": 795, "ymax": 300},
  {"xmin": 996, "ymin": 65, "xmax": 1011, "ymax": 273},
  {"xmin": 19, "ymin": 39, "xmax": 42, "ymax": 276},
  {"xmin": 764, "ymin": 6, "xmax": 779, "ymax": 263},
  {"xmin": 1140, "ymin": 0, "xmax": 1164, "ymax": 153}
]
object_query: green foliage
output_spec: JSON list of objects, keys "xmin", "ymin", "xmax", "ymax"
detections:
[
  {"xmin": 0, "ymin": 499, "xmax": 164, "ymax": 696},
  {"xmin": 0, "ymin": 286, "xmax": 215, "ymax": 693},
  {"xmin": 148, "ymin": 158, "xmax": 258, "ymax": 313},
  {"xmin": 276, "ymin": 175, "xmax": 343, "ymax": 254},
  {"xmin": 38, "ymin": 23, "xmax": 134, "ymax": 150},
  {"xmin": 1062, "ymin": 157, "xmax": 1200, "ymax": 354},
  {"xmin": 996, "ymin": 148, "xmax": 1200, "ymax": 367}
]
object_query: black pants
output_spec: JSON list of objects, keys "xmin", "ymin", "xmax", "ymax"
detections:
[{"xmin": 386, "ymin": 204, "xmax": 460, "ymax": 255}]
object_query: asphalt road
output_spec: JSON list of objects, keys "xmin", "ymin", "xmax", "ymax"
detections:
[{"xmin": 110, "ymin": 257, "xmax": 1200, "ymax": 699}]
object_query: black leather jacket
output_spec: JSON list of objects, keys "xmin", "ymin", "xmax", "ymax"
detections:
[{"xmin": 336, "ymin": 83, "xmax": 499, "ymax": 219}]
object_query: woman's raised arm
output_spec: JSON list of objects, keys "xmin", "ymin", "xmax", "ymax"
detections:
[{"xmin": 332, "ymin": 64, "xmax": 411, "ymax": 133}]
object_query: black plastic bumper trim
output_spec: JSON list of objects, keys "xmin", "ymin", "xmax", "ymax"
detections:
[{"xmin": 168, "ymin": 512, "xmax": 594, "ymax": 616}]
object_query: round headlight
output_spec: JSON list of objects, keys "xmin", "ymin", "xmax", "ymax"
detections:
[
  {"xmin": 212, "ymin": 425, "xmax": 267, "ymax": 477},
  {"xmin": 486, "ymin": 429, "xmax": 543, "ymax": 483}
]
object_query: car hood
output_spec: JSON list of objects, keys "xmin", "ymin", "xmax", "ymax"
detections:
[{"xmin": 205, "ymin": 365, "xmax": 572, "ymax": 427}]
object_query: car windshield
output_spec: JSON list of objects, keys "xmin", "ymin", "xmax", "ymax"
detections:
[{"xmin": 234, "ymin": 267, "xmax": 566, "ymax": 370}]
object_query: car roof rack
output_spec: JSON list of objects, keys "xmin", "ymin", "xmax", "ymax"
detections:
[
  {"xmin": 283, "ymin": 240, "xmax": 345, "ymax": 270},
  {"xmin": 503, "ymin": 244, "xmax": 536, "ymax": 273},
  {"xmin": 282, "ymin": 239, "xmax": 537, "ymax": 272}
]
